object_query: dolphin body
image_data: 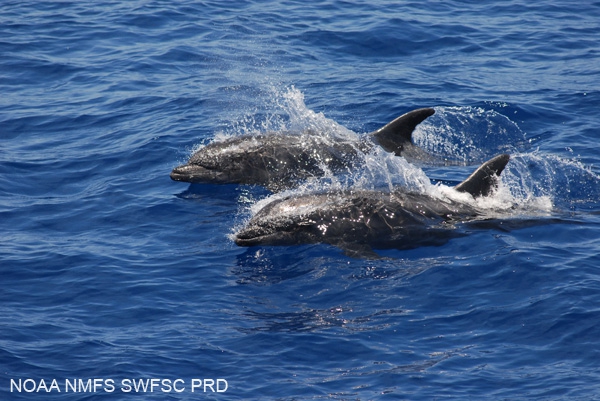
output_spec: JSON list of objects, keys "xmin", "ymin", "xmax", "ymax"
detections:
[
  {"xmin": 170, "ymin": 108, "xmax": 435, "ymax": 191},
  {"xmin": 235, "ymin": 154, "xmax": 510, "ymax": 256}
]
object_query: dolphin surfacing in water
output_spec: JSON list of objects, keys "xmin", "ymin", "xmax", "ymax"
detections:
[
  {"xmin": 234, "ymin": 154, "xmax": 510, "ymax": 255},
  {"xmin": 170, "ymin": 107, "xmax": 435, "ymax": 191}
]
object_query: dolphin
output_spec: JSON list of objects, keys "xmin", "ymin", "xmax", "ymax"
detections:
[
  {"xmin": 234, "ymin": 154, "xmax": 510, "ymax": 256},
  {"xmin": 170, "ymin": 107, "xmax": 435, "ymax": 191}
]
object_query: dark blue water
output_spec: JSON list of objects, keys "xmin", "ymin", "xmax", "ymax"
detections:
[{"xmin": 2, "ymin": 1, "xmax": 600, "ymax": 399}]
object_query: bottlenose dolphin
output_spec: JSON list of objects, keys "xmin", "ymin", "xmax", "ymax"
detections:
[
  {"xmin": 235, "ymin": 154, "xmax": 510, "ymax": 256},
  {"xmin": 170, "ymin": 108, "xmax": 435, "ymax": 191}
]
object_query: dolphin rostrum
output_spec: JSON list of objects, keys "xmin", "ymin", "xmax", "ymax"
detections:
[
  {"xmin": 234, "ymin": 154, "xmax": 510, "ymax": 256},
  {"xmin": 170, "ymin": 108, "xmax": 435, "ymax": 191}
]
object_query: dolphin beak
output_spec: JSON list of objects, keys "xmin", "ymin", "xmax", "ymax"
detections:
[
  {"xmin": 170, "ymin": 164, "xmax": 191, "ymax": 181},
  {"xmin": 170, "ymin": 163, "xmax": 214, "ymax": 182},
  {"xmin": 234, "ymin": 228, "xmax": 263, "ymax": 246},
  {"xmin": 234, "ymin": 237, "xmax": 253, "ymax": 246},
  {"xmin": 235, "ymin": 223, "xmax": 288, "ymax": 246},
  {"xmin": 235, "ymin": 223, "xmax": 310, "ymax": 247}
]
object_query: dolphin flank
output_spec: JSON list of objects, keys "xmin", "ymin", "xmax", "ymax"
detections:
[
  {"xmin": 170, "ymin": 107, "xmax": 435, "ymax": 191},
  {"xmin": 234, "ymin": 154, "xmax": 510, "ymax": 256}
]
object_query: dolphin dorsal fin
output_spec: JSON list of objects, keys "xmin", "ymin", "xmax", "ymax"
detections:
[
  {"xmin": 454, "ymin": 154, "xmax": 510, "ymax": 198},
  {"xmin": 369, "ymin": 107, "xmax": 435, "ymax": 156}
]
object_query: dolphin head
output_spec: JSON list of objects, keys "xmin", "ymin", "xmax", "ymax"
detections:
[
  {"xmin": 234, "ymin": 194, "xmax": 328, "ymax": 247},
  {"xmin": 170, "ymin": 135, "xmax": 271, "ymax": 185}
]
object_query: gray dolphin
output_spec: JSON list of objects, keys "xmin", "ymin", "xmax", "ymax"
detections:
[
  {"xmin": 235, "ymin": 154, "xmax": 510, "ymax": 256},
  {"xmin": 170, "ymin": 108, "xmax": 435, "ymax": 191}
]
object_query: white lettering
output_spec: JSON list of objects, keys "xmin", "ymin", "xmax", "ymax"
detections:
[
  {"xmin": 217, "ymin": 379, "xmax": 228, "ymax": 392},
  {"xmin": 173, "ymin": 379, "xmax": 185, "ymax": 393},
  {"xmin": 37, "ymin": 379, "xmax": 49, "ymax": 392},
  {"xmin": 79, "ymin": 379, "xmax": 92, "ymax": 392},
  {"xmin": 191, "ymin": 379, "xmax": 202, "ymax": 392},
  {"xmin": 10, "ymin": 379, "xmax": 63, "ymax": 393},
  {"xmin": 94, "ymin": 378, "xmax": 104, "ymax": 392},
  {"xmin": 64, "ymin": 379, "xmax": 112, "ymax": 393},
  {"xmin": 10, "ymin": 379, "xmax": 23, "ymax": 392},
  {"xmin": 105, "ymin": 379, "xmax": 115, "ymax": 393},
  {"xmin": 48, "ymin": 379, "xmax": 60, "ymax": 392},
  {"xmin": 65, "ymin": 379, "xmax": 76, "ymax": 392},
  {"xmin": 121, "ymin": 379, "xmax": 132, "ymax": 393},
  {"xmin": 204, "ymin": 378, "xmax": 215, "ymax": 392},
  {"xmin": 10, "ymin": 377, "xmax": 226, "ymax": 393},
  {"xmin": 23, "ymin": 379, "xmax": 36, "ymax": 392},
  {"xmin": 133, "ymin": 378, "xmax": 150, "ymax": 392},
  {"xmin": 161, "ymin": 379, "xmax": 173, "ymax": 392}
]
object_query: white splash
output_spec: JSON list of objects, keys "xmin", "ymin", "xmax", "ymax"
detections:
[
  {"xmin": 223, "ymin": 86, "xmax": 599, "ymax": 225},
  {"xmin": 413, "ymin": 106, "xmax": 529, "ymax": 164}
]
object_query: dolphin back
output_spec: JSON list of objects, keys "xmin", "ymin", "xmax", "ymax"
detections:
[
  {"xmin": 369, "ymin": 108, "xmax": 435, "ymax": 156},
  {"xmin": 454, "ymin": 154, "xmax": 510, "ymax": 198}
]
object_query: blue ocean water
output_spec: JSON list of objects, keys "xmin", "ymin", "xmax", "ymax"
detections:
[{"xmin": 2, "ymin": 0, "xmax": 600, "ymax": 399}]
